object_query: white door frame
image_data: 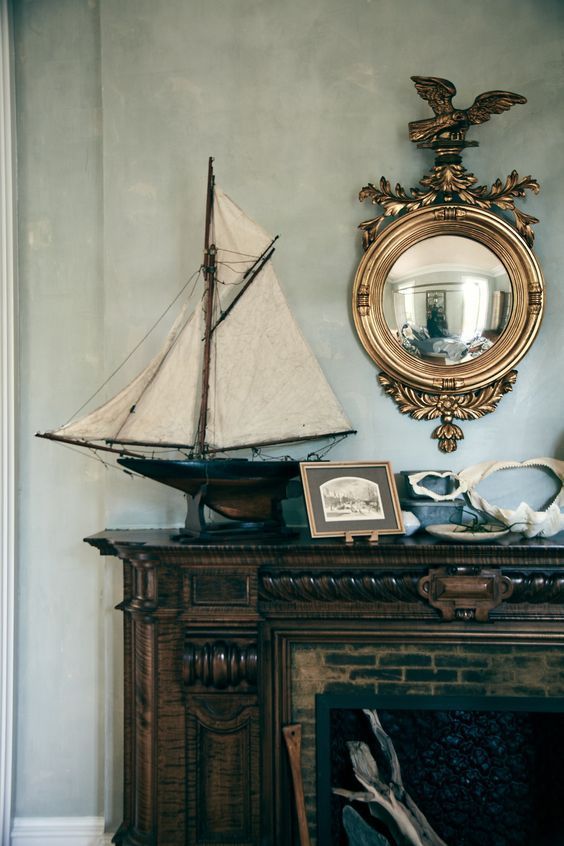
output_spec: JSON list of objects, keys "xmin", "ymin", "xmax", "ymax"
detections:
[{"xmin": 0, "ymin": 0, "xmax": 17, "ymax": 842}]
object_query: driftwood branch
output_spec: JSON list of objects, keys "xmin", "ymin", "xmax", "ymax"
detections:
[{"xmin": 334, "ymin": 709, "xmax": 448, "ymax": 846}]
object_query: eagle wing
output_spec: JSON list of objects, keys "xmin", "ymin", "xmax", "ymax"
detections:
[
  {"xmin": 411, "ymin": 76, "xmax": 456, "ymax": 115},
  {"xmin": 466, "ymin": 90, "xmax": 527, "ymax": 125}
]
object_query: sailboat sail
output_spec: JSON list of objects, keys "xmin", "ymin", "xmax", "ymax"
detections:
[
  {"xmin": 48, "ymin": 188, "xmax": 352, "ymax": 452},
  {"xmin": 207, "ymin": 259, "xmax": 350, "ymax": 449},
  {"xmin": 50, "ymin": 307, "xmax": 204, "ymax": 448}
]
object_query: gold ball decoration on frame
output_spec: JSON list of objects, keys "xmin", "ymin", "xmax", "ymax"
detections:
[{"xmin": 352, "ymin": 76, "xmax": 544, "ymax": 452}]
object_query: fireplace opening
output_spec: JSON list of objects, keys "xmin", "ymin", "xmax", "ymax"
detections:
[{"xmin": 316, "ymin": 694, "xmax": 564, "ymax": 846}]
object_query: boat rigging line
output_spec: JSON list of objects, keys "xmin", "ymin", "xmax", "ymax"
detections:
[
  {"xmin": 210, "ymin": 235, "xmax": 279, "ymax": 333},
  {"xmin": 60, "ymin": 264, "xmax": 203, "ymax": 427}
]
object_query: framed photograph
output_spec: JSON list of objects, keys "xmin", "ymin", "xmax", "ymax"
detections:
[{"xmin": 300, "ymin": 461, "xmax": 404, "ymax": 540}]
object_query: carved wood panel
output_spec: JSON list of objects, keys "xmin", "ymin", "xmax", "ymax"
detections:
[{"xmin": 186, "ymin": 695, "xmax": 260, "ymax": 846}]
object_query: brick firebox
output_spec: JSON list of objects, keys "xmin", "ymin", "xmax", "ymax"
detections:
[{"xmin": 290, "ymin": 640, "xmax": 564, "ymax": 844}]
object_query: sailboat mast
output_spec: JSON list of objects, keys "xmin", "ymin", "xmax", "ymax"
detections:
[{"xmin": 196, "ymin": 156, "xmax": 216, "ymax": 457}]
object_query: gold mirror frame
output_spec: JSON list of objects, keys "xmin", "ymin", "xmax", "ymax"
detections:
[{"xmin": 352, "ymin": 76, "xmax": 544, "ymax": 452}]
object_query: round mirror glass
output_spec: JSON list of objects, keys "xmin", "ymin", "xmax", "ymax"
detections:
[{"xmin": 383, "ymin": 235, "xmax": 512, "ymax": 366}]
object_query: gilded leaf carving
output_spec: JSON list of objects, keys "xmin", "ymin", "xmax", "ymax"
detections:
[
  {"xmin": 359, "ymin": 77, "xmax": 539, "ymax": 249},
  {"xmin": 378, "ymin": 372, "xmax": 517, "ymax": 452},
  {"xmin": 360, "ymin": 167, "xmax": 539, "ymax": 249}
]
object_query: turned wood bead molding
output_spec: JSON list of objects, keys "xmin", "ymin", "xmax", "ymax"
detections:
[
  {"xmin": 507, "ymin": 571, "xmax": 564, "ymax": 602},
  {"xmin": 259, "ymin": 566, "xmax": 564, "ymax": 621},
  {"xmin": 418, "ymin": 567, "xmax": 514, "ymax": 622},
  {"xmin": 259, "ymin": 571, "xmax": 422, "ymax": 604},
  {"xmin": 183, "ymin": 639, "xmax": 258, "ymax": 689}
]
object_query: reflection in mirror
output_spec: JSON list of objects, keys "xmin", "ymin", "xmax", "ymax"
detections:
[{"xmin": 384, "ymin": 235, "xmax": 512, "ymax": 365}]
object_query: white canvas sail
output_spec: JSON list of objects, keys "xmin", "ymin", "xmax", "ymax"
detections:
[
  {"xmin": 206, "ymin": 261, "xmax": 351, "ymax": 449},
  {"xmin": 52, "ymin": 305, "xmax": 203, "ymax": 446},
  {"xmin": 49, "ymin": 188, "xmax": 352, "ymax": 451},
  {"xmin": 213, "ymin": 186, "xmax": 273, "ymax": 287}
]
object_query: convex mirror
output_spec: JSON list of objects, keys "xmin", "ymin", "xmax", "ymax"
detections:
[
  {"xmin": 352, "ymin": 76, "xmax": 544, "ymax": 452},
  {"xmin": 385, "ymin": 235, "xmax": 511, "ymax": 365}
]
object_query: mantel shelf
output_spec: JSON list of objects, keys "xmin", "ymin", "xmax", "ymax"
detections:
[{"xmin": 86, "ymin": 527, "xmax": 564, "ymax": 566}]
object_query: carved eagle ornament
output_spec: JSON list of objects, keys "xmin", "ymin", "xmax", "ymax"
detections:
[{"xmin": 408, "ymin": 75, "xmax": 527, "ymax": 144}]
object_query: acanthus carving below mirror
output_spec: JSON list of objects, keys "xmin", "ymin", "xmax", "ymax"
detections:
[{"xmin": 352, "ymin": 76, "xmax": 544, "ymax": 452}]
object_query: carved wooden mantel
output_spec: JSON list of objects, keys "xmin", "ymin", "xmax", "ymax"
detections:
[{"xmin": 86, "ymin": 530, "xmax": 564, "ymax": 846}]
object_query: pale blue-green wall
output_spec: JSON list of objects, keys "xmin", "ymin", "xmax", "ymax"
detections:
[{"xmin": 14, "ymin": 0, "xmax": 564, "ymax": 820}]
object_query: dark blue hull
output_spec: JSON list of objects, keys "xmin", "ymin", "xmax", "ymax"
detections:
[{"xmin": 118, "ymin": 457, "xmax": 300, "ymax": 523}]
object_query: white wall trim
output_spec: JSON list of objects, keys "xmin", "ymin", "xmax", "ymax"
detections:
[
  {"xmin": 11, "ymin": 817, "xmax": 109, "ymax": 846},
  {"xmin": 0, "ymin": 0, "xmax": 17, "ymax": 844}
]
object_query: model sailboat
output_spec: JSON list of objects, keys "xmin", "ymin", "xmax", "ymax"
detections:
[{"xmin": 38, "ymin": 159, "xmax": 354, "ymax": 537}]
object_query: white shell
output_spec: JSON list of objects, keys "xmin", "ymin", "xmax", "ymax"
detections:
[
  {"xmin": 458, "ymin": 458, "xmax": 564, "ymax": 538},
  {"xmin": 407, "ymin": 470, "xmax": 463, "ymax": 501}
]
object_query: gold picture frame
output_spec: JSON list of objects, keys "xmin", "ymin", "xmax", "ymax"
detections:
[{"xmin": 300, "ymin": 461, "xmax": 404, "ymax": 542}]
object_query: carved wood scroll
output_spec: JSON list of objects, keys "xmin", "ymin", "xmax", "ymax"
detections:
[{"xmin": 418, "ymin": 567, "xmax": 514, "ymax": 622}]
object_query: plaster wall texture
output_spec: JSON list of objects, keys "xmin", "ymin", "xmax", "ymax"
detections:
[{"xmin": 13, "ymin": 0, "xmax": 564, "ymax": 821}]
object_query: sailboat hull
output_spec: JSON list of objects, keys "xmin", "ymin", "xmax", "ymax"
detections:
[{"xmin": 118, "ymin": 457, "xmax": 300, "ymax": 523}]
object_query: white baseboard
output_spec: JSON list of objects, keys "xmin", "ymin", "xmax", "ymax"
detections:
[{"xmin": 11, "ymin": 817, "xmax": 109, "ymax": 846}]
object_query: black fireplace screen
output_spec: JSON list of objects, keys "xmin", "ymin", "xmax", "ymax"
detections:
[{"xmin": 316, "ymin": 695, "xmax": 564, "ymax": 846}]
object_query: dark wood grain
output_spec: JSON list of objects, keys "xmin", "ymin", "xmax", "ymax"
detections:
[{"xmin": 87, "ymin": 530, "xmax": 564, "ymax": 846}]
